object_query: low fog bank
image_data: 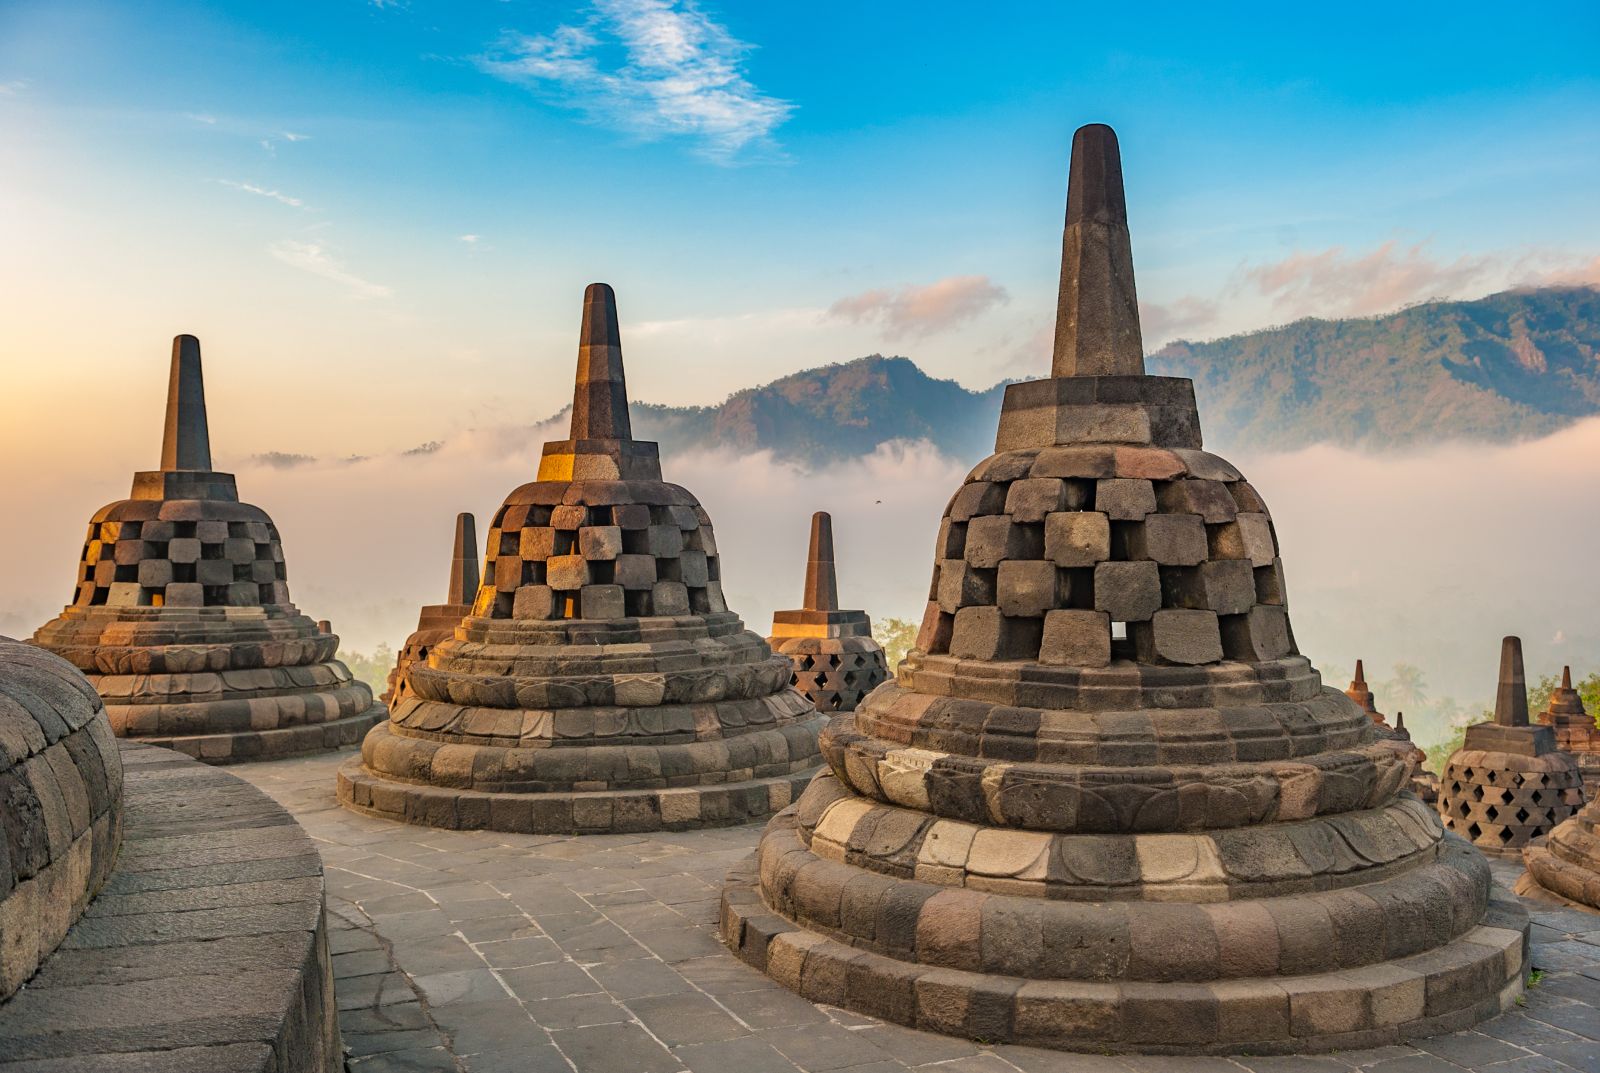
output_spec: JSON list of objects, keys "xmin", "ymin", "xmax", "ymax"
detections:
[{"xmin": 6, "ymin": 416, "xmax": 1599, "ymax": 752}]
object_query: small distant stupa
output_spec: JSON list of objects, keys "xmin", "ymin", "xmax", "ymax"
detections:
[
  {"xmin": 766, "ymin": 512, "xmax": 888, "ymax": 712},
  {"xmin": 1346, "ymin": 660, "xmax": 1438, "ymax": 803},
  {"xmin": 338, "ymin": 285, "xmax": 824, "ymax": 832},
  {"xmin": 1537, "ymin": 665, "xmax": 1600, "ymax": 796},
  {"xmin": 32, "ymin": 336, "xmax": 383, "ymax": 762},
  {"xmin": 1439, "ymin": 637, "xmax": 1583, "ymax": 857},
  {"xmin": 384, "ymin": 513, "xmax": 479, "ymax": 708}
]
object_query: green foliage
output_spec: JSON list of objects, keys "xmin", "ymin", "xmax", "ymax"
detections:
[
  {"xmin": 340, "ymin": 643, "xmax": 394, "ymax": 695},
  {"xmin": 872, "ymin": 616, "xmax": 919, "ymax": 673}
]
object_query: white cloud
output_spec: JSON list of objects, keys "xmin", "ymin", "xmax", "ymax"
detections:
[
  {"xmin": 480, "ymin": 0, "xmax": 792, "ymax": 161},
  {"xmin": 459, "ymin": 234, "xmax": 480, "ymax": 244},
  {"xmin": 1, "ymin": 80, "xmax": 31, "ymax": 96},
  {"xmin": 268, "ymin": 239, "xmax": 392, "ymax": 299},
  {"xmin": 829, "ymin": 275, "xmax": 1009, "ymax": 338},
  {"xmin": 1246, "ymin": 241, "xmax": 1493, "ymax": 318},
  {"xmin": 280, "ymin": 130, "xmax": 310, "ymax": 142},
  {"xmin": 218, "ymin": 180, "xmax": 305, "ymax": 209}
]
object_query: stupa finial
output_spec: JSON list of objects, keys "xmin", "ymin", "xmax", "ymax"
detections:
[
  {"xmin": 1493, "ymin": 636, "xmax": 1530, "ymax": 727},
  {"xmin": 1563, "ymin": 665, "xmax": 1573, "ymax": 690},
  {"xmin": 1052, "ymin": 123, "xmax": 1145, "ymax": 378},
  {"xmin": 570, "ymin": 282, "xmax": 631, "ymax": 441},
  {"xmin": 447, "ymin": 513, "xmax": 480, "ymax": 605},
  {"xmin": 160, "ymin": 334, "xmax": 212, "ymax": 471},
  {"xmin": 802, "ymin": 511, "xmax": 839, "ymax": 613},
  {"xmin": 1353, "ymin": 659, "xmax": 1367, "ymax": 686}
]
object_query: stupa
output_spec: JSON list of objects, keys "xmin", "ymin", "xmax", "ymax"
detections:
[
  {"xmin": 767, "ymin": 512, "xmax": 889, "ymax": 713},
  {"xmin": 31, "ymin": 336, "xmax": 383, "ymax": 763},
  {"xmin": 720, "ymin": 124, "xmax": 1527, "ymax": 1055},
  {"xmin": 1439, "ymin": 637, "xmax": 1582, "ymax": 859},
  {"xmin": 383, "ymin": 512, "xmax": 479, "ymax": 708},
  {"xmin": 338, "ymin": 284, "xmax": 824, "ymax": 833},
  {"xmin": 1347, "ymin": 660, "xmax": 1438, "ymax": 803},
  {"xmin": 1345, "ymin": 660, "xmax": 1387, "ymax": 725},
  {"xmin": 1536, "ymin": 666, "xmax": 1600, "ymax": 796}
]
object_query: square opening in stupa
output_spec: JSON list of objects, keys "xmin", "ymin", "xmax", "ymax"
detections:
[
  {"xmin": 29, "ymin": 336, "xmax": 386, "ymax": 764},
  {"xmin": 717, "ymin": 123, "xmax": 1532, "ymax": 1055},
  {"xmin": 336, "ymin": 284, "xmax": 827, "ymax": 834}
]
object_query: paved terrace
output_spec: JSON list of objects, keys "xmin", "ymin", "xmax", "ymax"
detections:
[{"xmin": 235, "ymin": 751, "xmax": 1600, "ymax": 1073}]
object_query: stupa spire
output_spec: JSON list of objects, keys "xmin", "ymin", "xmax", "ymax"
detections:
[
  {"xmin": 802, "ymin": 512, "xmax": 839, "ymax": 612},
  {"xmin": 1563, "ymin": 665, "xmax": 1574, "ymax": 691},
  {"xmin": 1353, "ymin": 659, "xmax": 1367, "ymax": 686},
  {"xmin": 1052, "ymin": 123, "xmax": 1145, "ymax": 378},
  {"xmin": 570, "ymin": 282, "xmax": 631, "ymax": 441},
  {"xmin": 160, "ymin": 334, "xmax": 212, "ymax": 471},
  {"xmin": 446, "ymin": 513, "xmax": 480, "ymax": 605},
  {"xmin": 1493, "ymin": 635, "xmax": 1531, "ymax": 727}
]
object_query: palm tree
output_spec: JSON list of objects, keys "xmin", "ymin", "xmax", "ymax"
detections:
[{"xmin": 1389, "ymin": 663, "xmax": 1429, "ymax": 713}]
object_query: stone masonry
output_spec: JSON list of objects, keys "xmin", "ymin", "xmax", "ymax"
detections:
[
  {"xmin": 384, "ymin": 512, "xmax": 480, "ymax": 709},
  {"xmin": 1537, "ymin": 665, "xmax": 1600, "ymax": 798},
  {"xmin": 1347, "ymin": 659, "xmax": 1439, "ymax": 804},
  {"xmin": 31, "ymin": 336, "xmax": 384, "ymax": 763},
  {"xmin": 768, "ymin": 512, "xmax": 889, "ymax": 714},
  {"xmin": 1441, "ymin": 637, "xmax": 1583, "ymax": 860},
  {"xmin": 338, "ymin": 284, "xmax": 824, "ymax": 834},
  {"xmin": 720, "ymin": 123, "xmax": 1529, "ymax": 1055}
]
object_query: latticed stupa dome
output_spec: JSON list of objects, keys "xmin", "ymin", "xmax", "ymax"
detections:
[
  {"xmin": 384, "ymin": 512, "xmax": 479, "ymax": 709},
  {"xmin": 31, "ymin": 336, "xmax": 383, "ymax": 762},
  {"xmin": 339, "ymin": 284, "xmax": 823, "ymax": 833},
  {"xmin": 721, "ymin": 124, "xmax": 1527, "ymax": 1055},
  {"xmin": 1535, "ymin": 665, "xmax": 1600, "ymax": 797},
  {"xmin": 0, "ymin": 636, "xmax": 123, "ymax": 999}
]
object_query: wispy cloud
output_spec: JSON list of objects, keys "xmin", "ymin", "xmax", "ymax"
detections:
[
  {"xmin": 829, "ymin": 275, "xmax": 1009, "ymax": 338},
  {"xmin": 459, "ymin": 234, "xmax": 480, "ymax": 244},
  {"xmin": 218, "ymin": 179, "xmax": 306, "ymax": 209},
  {"xmin": 1247, "ymin": 241, "xmax": 1492, "ymax": 318},
  {"xmin": 0, "ymin": 79, "xmax": 30, "ymax": 96},
  {"xmin": 251, "ymin": 451, "xmax": 318, "ymax": 469},
  {"xmin": 268, "ymin": 239, "xmax": 392, "ymax": 299},
  {"xmin": 480, "ymin": 0, "xmax": 792, "ymax": 162}
]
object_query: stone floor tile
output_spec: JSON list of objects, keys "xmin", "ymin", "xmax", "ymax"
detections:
[
  {"xmin": 1361, "ymin": 1056, "xmax": 1477, "ymax": 1073},
  {"xmin": 427, "ymin": 998, "xmax": 546, "ymax": 1055},
  {"xmin": 1418, "ymin": 1032, "xmax": 1536, "ymax": 1066},
  {"xmin": 346, "ymin": 1028, "xmax": 442, "ymax": 1057},
  {"xmin": 990, "ymin": 1045, "xmax": 1129, "ymax": 1072},
  {"xmin": 411, "ymin": 968, "xmax": 510, "ymax": 1008},
  {"xmin": 498, "ymin": 960, "xmax": 607, "ymax": 1002},
  {"xmin": 550, "ymin": 1021, "xmax": 686, "ymax": 1073},
  {"xmin": 347, "ymin": 1046, "xmax": 461, "ymax": 1072},
  {"xmin": 460, "ymin": 1045, "xmax": 572, "ymax": 1073},
  {"xmin": 520, "ymin": 993, "xmax": 631, "ymax": 1030},
  {"xmin": 342, "ymin": 1002, "xmax": 434, "ymax": 1034},
  {"xmin": 1526, "ymin": 1002, "xmax": 1600, "ymax": 1040},
  {"xmin": 588, "ymin": 958, "xmax": 696, "ymax": 1000},
  {"xmin": 472, "ymin": 935, "xmax": 563, "ymax": 969},
  {"xmin": 334, "ymin": 948, "xmax": 394, "ymax": 978},
  {"xmin": 716, "ymin": 986, "xmax": 830, "ymax": 1029},
  {"xmin": 760, "ymin": 1023, "xmax": 899, "ymax": 1071},
  {"xmin": 1233, "ymin": 1056, "xmax": 1355, "ymax": 1072},
  {"xmin": 628, "ymin": 992, "xmax": 749, "ymax": 1046},
  {"xmin": 1535, "ymin": 1039, "xmax": 1600, "ymax": 1073},
  {"xmin": 670, "ymin": 1036, "xmax": 804, "ymax": 1073}
]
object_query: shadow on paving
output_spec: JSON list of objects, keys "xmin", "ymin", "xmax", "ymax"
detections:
[{"xmin": 233, "ymin": 751, "xmax": 1600, "ymax": 1073}]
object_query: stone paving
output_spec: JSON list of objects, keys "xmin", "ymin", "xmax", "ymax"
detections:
[{"xmin": 235, "ymin": 750, "xmax": 1600, "ymax": 1073}]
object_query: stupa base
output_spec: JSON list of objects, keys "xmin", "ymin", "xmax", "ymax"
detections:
[
  {"xmin": 720, "ymin": 847, "xmax": 1528, "ymax": 1055},
  {"xmin": 1516, "ymin": 813, "xmax": 1600, "ymax": 913},
  {"xmin": 336, "ymin": 756, "xmax": 824, "ymax": 834},
  {"xmin": 125, "ymin": 703, "xmax": 385, "ymax": 764}
]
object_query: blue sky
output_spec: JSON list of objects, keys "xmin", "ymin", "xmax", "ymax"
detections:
[{"xmin": 1, "ymin": 0, "xmax": 1597, "ymax": 461}]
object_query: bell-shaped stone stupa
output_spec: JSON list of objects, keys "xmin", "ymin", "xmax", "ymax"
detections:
[
  {"xmin": 1536, "ymin": 666, "xmax": 1600, "ymax": 797},
  {"xmin": 721, "ymin": 124, "xmax": 1528, "ymax": 1055},
  {"xmin": 384, "ymin": 513, "xmax": 480, "ymax": 708},
  {"xmin": 767, "ymin": 512, "xmax": 889, "ymax": 713},
  {"xmin": 31, "ymin": 336, "xmax": 383, "ymax": 762},
  {"xmin": 338, "ymin": 285, "xmax": 824, "ymax": 833},
  {"xmin": 1440, "ymin": 638, "xmax": 1583, "ymax": 858}
]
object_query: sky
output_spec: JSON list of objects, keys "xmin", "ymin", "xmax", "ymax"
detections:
[{"xmin": 2, "ymin": 1, "xmax": 1599, "ymax": 744}]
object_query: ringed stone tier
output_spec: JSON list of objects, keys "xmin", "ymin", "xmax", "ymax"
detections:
[
  {"xmin": 338, "ymin": 284, "xmax": 824, "ymax": 833},
  {"xmin": 721, "ymin": 124, "xmax": 1528, "ymax": 1055},
  {"xmin": 767, "ymin": 512, "xmax": 889, "ymax": 713},
  {"xmin": 1440, "ymin": 637, "xmax": 1583, "ymax": 859},
  {"xmin": 384, "ymin": 512, "xmax": 480, "ymax": 709},
  {"xmin": 31, "ymin": 336, "xmax": 384, "ymax": 763},
  {"xmin": 1347, "ymin": 660, "xmax": 1438, "ymax": 804},
  {"xmin": 0, "ymin": 637, "xmax": 123, "ymax": 1000},
  {"xmin": 1536, "ymin": 666, "xmax": 1600, "ymax": 797}
]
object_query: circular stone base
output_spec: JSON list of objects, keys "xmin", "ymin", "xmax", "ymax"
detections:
[
  {"xmin": 337, "ymin": 756, "xmax": 823, "ymax": 834},
  {"xmin": 129, "ymin": 703, "xmax": 385, "ymax": 764},
  {"xmin": 719, "ymin": 841, "xmax": 1530, "ymax": 1055}
]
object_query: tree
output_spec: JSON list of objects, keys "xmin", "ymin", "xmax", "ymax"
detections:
[
  {"xmin": 339, "ymin": 643, "xmax": 395, "ymax": 694},
  {"xmin": 1387, "ymin": 663, "xmax": 1429, "ymax": 712},
  {"xmin": 872, "ymin": 617, "xmax": 919, "ymax": 673}
]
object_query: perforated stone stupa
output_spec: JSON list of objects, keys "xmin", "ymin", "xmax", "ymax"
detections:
[
  {"xmin": 767, "ymin": 512, "xmax": 889, "ymax": 713},
  {"xmin": 337, "ymin": 284, "xmax": 824, "ymax": 833},
  {"xmin": 1536, "ymin": 666, "xmax": 1600, "ymax": 797},
  {"xmin": 720, "ymin": 124, "xmax": 1528, "ymax": 1055},
  {"xmin": 384, "ymin": 512, "xmax": 479, "ymax": 709},
  {"xmin": 1440, "ymin": 637, "xmax": 1583, "ymax": 859},
  {"xmin": 31, "ymin": 336, "xmax": 383, "ymax": 763}
]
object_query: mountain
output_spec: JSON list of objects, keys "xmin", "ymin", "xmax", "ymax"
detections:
[{"xmin": 600, "ymin": 286, "xmax": 1600, "ymax": 464}]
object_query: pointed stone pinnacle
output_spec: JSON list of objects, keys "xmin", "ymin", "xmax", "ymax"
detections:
[
  {"xmin": 160, "ymin": 334, "xmax": 213, "ymax": 471},
  {"xmin": 1562, "ymin": 665, "xmax": 1573, "ymax": 691},
  {"xmin": 1353, "ymin": 660, "xmax": 1367, "ymax": 687},
  {"xmin": 802, "ymin": 511, "xmax": 839, "ymax": 613},
  {"xmin": 569, "ymin": 282, "xmax": 632, "ymax": 441},
  {"xmin": 1051, "ymin": 123, "xmax": 1145, "ymax": 378},
  {"xmin": 1396, "ymin": 712, "xmax": 1406, "ymax": 732},
  {"xmin": 1493, "ymin": 636, "xmax": 1530, "ymax": 727},
  {"xmin": 447, "ymin": 513, "xmax": 480, "ymax": 606}
]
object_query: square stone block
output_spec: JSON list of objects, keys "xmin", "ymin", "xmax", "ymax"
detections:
[
  {"xmin": 164, "ymin": 582, "xmax": 204, "ymax": 607},
  {"xmin": 965, "ymin": 516, "xmax": 1041, "ymax": 569},
  {"xmin": 1236, "ymin": 513, "xmax": 1276, "ymax": 566},
  {"xmin": 111, "ymin": 540, "xmax": 147, "ymax": 565},
  {"xmin": 223, "ymin": 537, "xmax": 256, "ymax": 562},
  {"xmin": 579, "ymin": 525, "xmax": 623, "ymax": 560},
  {"xmin": 547, "ymin": 555, "xmax": 590, "ymax": 590},
  {"xmin": 652, "ymin": 581, "xmax": 691, "ymax": 616},
  {"xmin": 1221, "ymin": 605, "xmax": 1292, "ymax": 661},
  {"xmin": 1040, "ymin": 610, "xmax": 1111, "ymax": 667},
  {"xmin": 937, "ymin": 560, "xmax": 996, "ymax": 613},
  {"xmin": 1005, "ymin": 478, "xmax": 1067, "ymax": 523},
  {"xmin": 551, "ymin": 505, "xmax": 588, "ymax": 529},
  {"xmin": 934, "ymin": 518, "xmax": 966, "ymax": 558},
  {"xmin": 136, "ymin": 559, "xmax": 172, "ymax": 588},
  {"xmin": 513, "ymin": 584, "xmax": 556, "ymax": 620},
  {"xmin": 581, "ymin": 584, "xmax": 626, "ymax": 619},
  {"xmin": 1093, "ymin": 561, "xmax": 1161, "ymax": 622},
  {"xmin": 1045, "ymin": 512, "xmax": 1110, "ymax": 567},
  {"xmin": 949, "ymin": 481, "xmax": 1007, "ymax": 521},
  {"xmin": 917, "ymin": 603, "xmax": 953, "ymax": 653},
  {"xmin": 997, "ymin": 560, "xmax": 1060, "ymax": 619},
  {"xmin": 950, "ymin": 607, "xmax": 1041, "ymax": 660},
  {"xmin": 166, "ymin": 538, "xmax": 200, "ymax": 564},
  {"xmin": 647, "ymin": 525, "xmax": 684, "ymax": 557},
  {"xmin": 494, "ymin": 554, "xmax": 523, "ymax": 591},
  {"xmin": 196, "ymin": 520, "xmax": 229, "ymax": 543},
  {"xmin": 1125, "ymin": 514, "xmax": 1207, "ymax": 565},
  {"xmin": 1254, "ymin": 559, "xmax": 1288, "ymax": 605},
  {"xmin": 678, "ymin": 549, "xmax": 710, "ymax": 587},
  {"xmin": 196, "ymin": 559, "xmax": 233, "ymax": 586},
  {"xmin": 1137, "ymin": 609, "xmax": 1223, "ymax": 665},
  {"xmin": 1095, "ymin": 479, "xmax": 1157, "ymax": 520},
  {"xmin": 614, "ymin": 554, "xmax": 657, "ymax": 589},
  {"xmin": 1163, "ymin": 560, "xmax": 1255, "ymax": 615},
  {"xmin": 1158, "ymin": 480, "xmax": 1238, "ymax": 523},
  {"xmin": 519, "ymin": 528, "xmax": 557, "ymax": 559},
  {"xmin": 614, "ymin": 504, "xmax": 651, "ymax": 529}
]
